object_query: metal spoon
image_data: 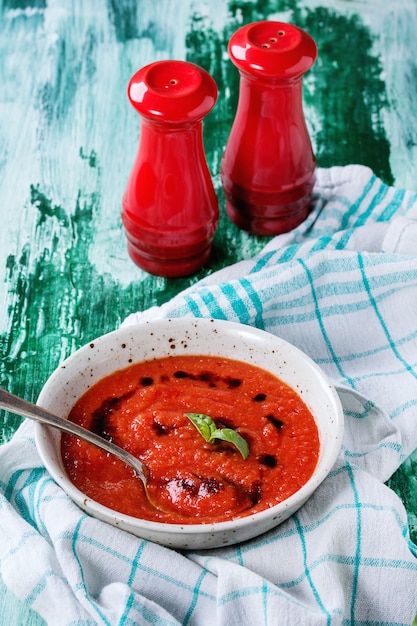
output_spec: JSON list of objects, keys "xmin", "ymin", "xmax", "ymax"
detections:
[{"xmin": 0, "ymin": 387, "xmax": 149, "ymax": 489}]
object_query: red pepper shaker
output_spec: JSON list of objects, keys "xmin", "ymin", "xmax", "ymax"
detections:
[
  {"xmin": 122, "ymin": 60, "xmax": 219, "ymax": 277},
  {"xmin": 221, "ymin": 21, "xmax": 317, "ymax": 236}
]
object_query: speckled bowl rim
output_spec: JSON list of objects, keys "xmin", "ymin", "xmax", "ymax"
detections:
[{"xmin": 35, "ymin": 318, "xmax": 344, "ymax": 549}]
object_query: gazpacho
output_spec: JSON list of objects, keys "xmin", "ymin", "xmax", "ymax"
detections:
[{"xmin": 61, "ymin": 354, "xmax": 320, "ymax": 523}]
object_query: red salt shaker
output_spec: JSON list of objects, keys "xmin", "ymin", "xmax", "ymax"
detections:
[
  {"xmin": 221, "ymin": 21, "xmax": 317, "ymax": 236},
  {"xmin": 122, "ymin": 60, "xmax": 219, "ymax": 277}
]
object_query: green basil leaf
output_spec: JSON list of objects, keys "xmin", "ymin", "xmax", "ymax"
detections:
[
  {"xmin": 185, "ymin": 413, "xmax": 217, "ymax": 441},
  {"xmin": 185, "ymin": 413, "xmax": 249, "ymax": 460},
  {"xmin": 210, "ymin": 428, "xmax": 250, "ymax": 460}
]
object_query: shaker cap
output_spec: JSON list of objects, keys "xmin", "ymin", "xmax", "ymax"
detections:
[
  {"xmin": 128, "ymin": 60, "xmax": 218, "ymax": 124},
  {"xmin": 228, "ymin": 21, "xmax": 317, "ymax": 80}
]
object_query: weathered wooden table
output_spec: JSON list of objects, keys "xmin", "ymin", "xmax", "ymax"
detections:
[{"xmin": 1, "ymin": 1, "xmax": 416, "ymax": 623}]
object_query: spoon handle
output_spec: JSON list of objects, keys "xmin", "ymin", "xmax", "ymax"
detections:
[{"xmin": 0, "ymin": 387, "xmax": 147, "ymax": 481}]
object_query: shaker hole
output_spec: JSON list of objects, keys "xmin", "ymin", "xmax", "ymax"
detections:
[
  {"xmin": 169, "ymin": 79, "xmax": 178, "ymax": 85},
  {"xmin": 261, "ymin": 43, "xmax": 270, "ymax": 48},
  {"xmin": 269, "ymin": 37, "xmax": 277, "ymax": 43},
  {"xmin": 277, "ymin": 30, "xmax": 285, "ymax": 36}
]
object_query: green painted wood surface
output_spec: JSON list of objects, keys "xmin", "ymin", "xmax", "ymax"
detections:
[{"xmin": 1, "ymin": 1, "xmax": 416, "ymax": 623}]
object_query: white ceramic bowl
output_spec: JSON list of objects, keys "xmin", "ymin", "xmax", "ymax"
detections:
[{"xmin": 35, "ymin": 318, "xmax": 343, "ymax": 549}]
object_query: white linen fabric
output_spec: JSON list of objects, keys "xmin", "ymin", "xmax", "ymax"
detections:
[{"xmin": 1, "ymin": 164, "xmax": 417, "ymax": 625}]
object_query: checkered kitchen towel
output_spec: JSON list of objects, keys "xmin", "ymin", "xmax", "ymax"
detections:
[{"xmin": 1, "ymin": 165, "xmax": 417, "ymax": 625}]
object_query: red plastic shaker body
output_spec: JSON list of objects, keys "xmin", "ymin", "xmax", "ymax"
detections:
[
  {"xmin": 221, "ymin": 21, "xmax": 317, "ymax": 236},
  {"xmin": 122, "ymin": 60, "xmax": 219, "ymax": 277}
]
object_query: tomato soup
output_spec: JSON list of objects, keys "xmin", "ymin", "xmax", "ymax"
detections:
[{"xmin": 62, "ymin": 355, "xmax": 320, "ymax": 524}]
